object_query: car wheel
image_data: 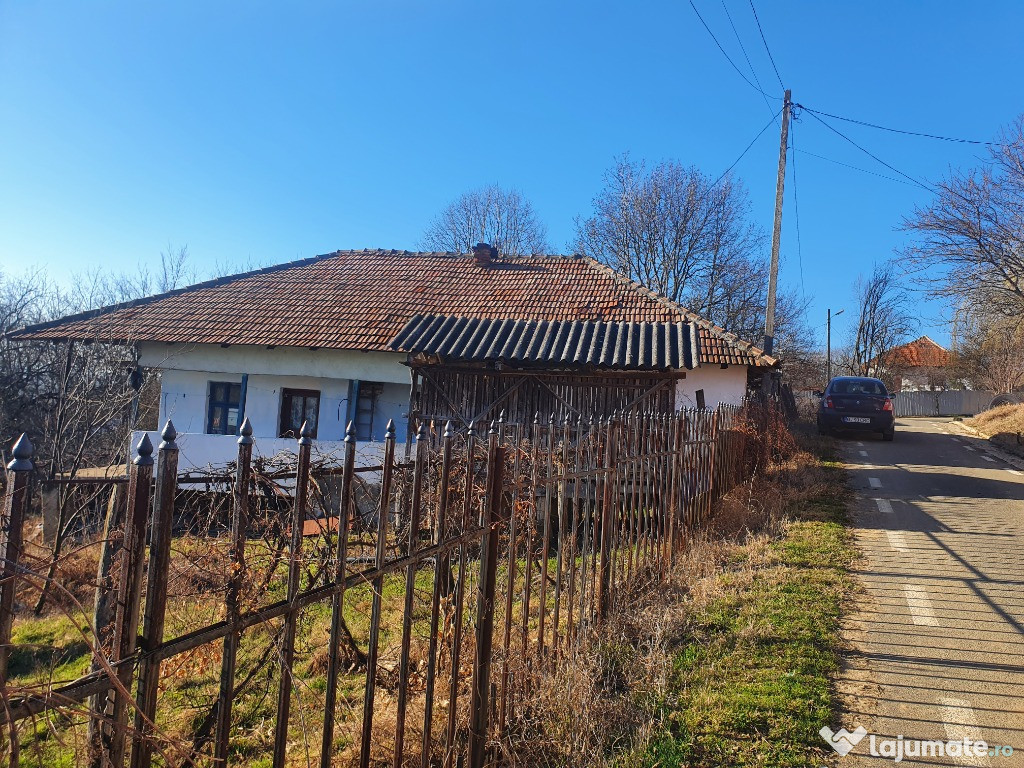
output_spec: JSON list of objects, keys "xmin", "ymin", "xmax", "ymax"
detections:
[{"xmin": 882, "ymin": 430, "xmax": 894, "ymax": 442}]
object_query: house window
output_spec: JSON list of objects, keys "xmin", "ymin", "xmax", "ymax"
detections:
[
  {"xmin": 280, "ymin": 388, "xmax": 320, "ymax": 439},
  {"xmin": 695, "ymin": 389, "xmax": 706, "ymax": 409},
  {"xmin": 207, "ymin": 382, "xmax": 242, "ymax": 435},
  {"xmin": 354, "ymin": 382, "xmax": 383, "ymax": 441}
]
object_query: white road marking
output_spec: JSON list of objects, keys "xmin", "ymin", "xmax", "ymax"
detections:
[
  {"xmin": 887, "ymin": 531, "xmax": 908, "ymax": 552},
  {"xmin": 868, "ymin": 477, "xmax": 882, "ymax": 489},
  {"xmin": 982, "ymin": 455, "xmax": 995, "ymax": 462},
  {"xmin": 903, "ymin": 585, "xmax": 940, "ymax": 626},
  {"xmin": 859, "ymin": 450, "xmax": 869, "ymax": 457},
  {"xmin": 964, "ymin": 445, "xmax": 976, "ymax": 452},
  {"xmin": 874, "ymin": 498, "xmax": 893, "ymax": 514},
  {"xmin": 938, "ymin": 697, "xmax": 990, "ymax": 766}
]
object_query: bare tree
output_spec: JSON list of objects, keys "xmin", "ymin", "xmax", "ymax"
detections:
[
  {"xmin": 952, "ymin": 303, "xmax": 1024, "ymax": 393},
  {"xmin": 574, "ymin": 155, "xmax": 811, "ymax": 359},
  {"xmin": 421, "ymin": 184, "xmax": 549, "ymax": 256},
  {"xmin": 847, "ymin": 263, "xmax": 917, "ymax": 386},
  {"xmin": 903, "ymin": 116, "xmax": 1024, "ymax": 316}
]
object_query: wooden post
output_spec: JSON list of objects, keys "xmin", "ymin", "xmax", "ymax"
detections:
[
  {"xmin": 0, "ymin": 435, "xmax": 33, "ymax": 684},
  {"xmin": 321, "ymin": 421, "xmax": 357, "ymax": 768},
  {"xmin": 213, "ymin": 417, "xmax": 254, "ymax": 766},
  {"xmin": 763, "ymin": 88, "xmax": 792, "ymax": 358},
  {"xmin": 272, "ymin": 420, "xmax": 314, "ymax": 768},
  {"xmin": 106, "ymin": 434, "xmax": 155, "ymax": 768},
  {"xmin": 130, "ymin": 422, "xmax": 179, "ymax": 768},
  {"xmin": 596, "ymin": 417, "xmax": 617, "ymax": 622},
  {"xmin": 468, "ymin": 424, "xmax": 505, "ymax": 768}
]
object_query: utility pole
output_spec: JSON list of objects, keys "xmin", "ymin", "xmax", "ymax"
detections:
[
  {"xmin": 827, "ymin": 307, "xmax": 844, "ymax": 382},
  {"xmin": 763, "ymin": 88, "xmax": 791, "ymax": 357}
]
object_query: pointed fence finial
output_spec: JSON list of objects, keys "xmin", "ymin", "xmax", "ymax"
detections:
[
  {"xmin": 134, "ymin": 433, "xmax": 155, "ymax": 467},
  {"xmin": 344, "ymin": 420, "xmax": 357, "ymax": 444},
  {"xmin": 237, "ymin": 417, "xmax": 253, "ymax": 446},
  {"xmin": 298, "ymin": 420, "xmax": 314, "ymax": 446},
  {"xmin": 160, "ymin": 420, "xmax": 179, "ymax": 451},
  {"xmin": 498, "ymin": 409, "xmax": 506, "ymax": 425},
  {"xmin": 443, "ymin": 420, "xmax": 454, "ymax": 439},
  {"xmin": 489, "ymin": 419, "xmax": 498, "ymax": 435},
  {"xmin": 416, "ymin": 421, "xmax": 427, "ymax": 440},
  {"xmin": 7, "ymin": 434, "xmax": 34, "ymax": 472},
  {"xmin": 466, "ymin": 420, "xmax": 476, "ymax": 438},
  {"xmin": 384, "ymin": 419, "xmax": 396, "ymax": 440}
]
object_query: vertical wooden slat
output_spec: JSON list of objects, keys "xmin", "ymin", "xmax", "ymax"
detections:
[
  {"xmin": 0, "ymin": 434, "xmax": 33, "ymax": 767},
  {"xmin": 468, "ymin": 424, "xmax": 505, "ymax": 768},
  {"xmin": 213, "ymin": 417, "xmax": 253, "ymax": 767},
  {"xmin": 272, "ymin": 420, "xmax": 314, "ymax": 768},
  {"xmin": 596, "ymin": 417, "xmax": 616, "ymax": 622},
  {"xmin": 131, "ymin": 422, "xmax": 180, "ymax": 768},
  {"xmin": 394, "ymin": 424, "xmax": 428, "ymax": 766},
  {"xmin": 321, "ymin": 422, "xmax": 357, "ymax": 768},
  {"xmin": 107, "ymin": 434, "xmax": 155, "ymax": 768},
  {"xmin": 497, "ymin": 413, "xmax": 519, "ymax": 732},
  {"xmin": 421, "ymin": 422, "xmax": 454, "ymax": 768},
  {"xmin": 536, "ymin": 416, "xmax": 555, "ymax": 660}
]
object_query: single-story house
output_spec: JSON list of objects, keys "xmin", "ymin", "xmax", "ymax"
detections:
[
  {"xmin": 872, "ymin": 336, "xmax": 951, "ymax": 392},
  {"xmin": 15, "ymin": 246, "xmax": 776, "ymax": 471}
]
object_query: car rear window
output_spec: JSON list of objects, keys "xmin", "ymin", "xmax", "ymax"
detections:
[{"xmin": 831, "ymin": 379, "xmax": 887, "ymax": 395}]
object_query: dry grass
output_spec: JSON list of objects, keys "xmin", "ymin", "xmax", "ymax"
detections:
[
  {"xmin": 505, "ymin": 426, "xmax": 853, "ymax": 767},
  {"xmin": 966, "ymin": 403, "xmax": 1024, "ymax": 436}
]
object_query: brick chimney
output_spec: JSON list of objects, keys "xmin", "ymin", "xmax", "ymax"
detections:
[{"xmin": 472, "ymin": 242, "xmax": 497, "ymax": 265}]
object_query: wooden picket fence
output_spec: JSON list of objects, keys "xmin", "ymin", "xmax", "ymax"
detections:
[{"xmin": 0, "ymin": 405, "xmax": 756, "ymax": 768}]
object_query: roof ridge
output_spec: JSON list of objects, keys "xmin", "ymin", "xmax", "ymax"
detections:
[
  {"xmin": 579, "ymin": 257, "xmax": 777, "ymax": 366},
  {"xmin": 11, "ymin": 250, "xmax": 343, "ymax": 338}
]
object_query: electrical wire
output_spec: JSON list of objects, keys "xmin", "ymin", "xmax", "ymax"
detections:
[
  {"xmin": 802, "ymin": 108, "xmax": 936, "ymax": 193},
  {"xmin": 711, "ymin": 107, "xmax": 783, "ymax": 187},
  {"xmin": 789, "ymin": 118, "xmax": 806, "ymax": 301},
  {"xmin": 748, "ymin": 0, "xmax": 785, "ymax": 90},
  {"xmin": 688, "ymin": 0, "xmax": 780, "ymax": 100},
  {"xmin": 794, "ymin": 148, "xmax": 918, "ymax": 187},
  {"xmin": 721, "ymin": 0, "xmax": 777, "ymax": 123},
  {"xmin": 799, "ymin": 104, "xmax": 997, "ymax": 146}
]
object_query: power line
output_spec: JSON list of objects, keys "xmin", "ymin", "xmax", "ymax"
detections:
[
  {"xmin": 721, "ymin": 0, "xmax": 776, "ymax": 123},
  {"xmin": 712, "ymin": 107, "xmax": 783, "ymax": 187},
  {"xmin": 802, "ymin": 108, "xmax": 935, "ymax": 193},
  {"xmin": 789, "ymin": 118, "xmax": 806, "ymax": 301},
  {"xmin": 798, "ymin": 104, "xmax": 997, "ymax": 146},
  {"xmin": 794, "ymin": 148, "xmax": 918, "ymax": 187},
  {"xmin": 748, "ymin": 0, "xmax": 785, "ymax": 90},
  {"xmin": 688, "ymin": 0, "xmax": 780, "ymax": 100}
]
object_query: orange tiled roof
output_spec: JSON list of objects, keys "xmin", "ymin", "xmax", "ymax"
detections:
[
  {"xmin": 881, "ymin": 336, "xmax": 950, "ymax": 368},
  {"xmin": 14, "ymin": 250, "xmax": 775, "ymax": 367}
]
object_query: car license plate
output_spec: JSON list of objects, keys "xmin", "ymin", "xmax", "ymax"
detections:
[{"xmin": 843, "ymin": 417, "xmax": 871, "ymax": 424}]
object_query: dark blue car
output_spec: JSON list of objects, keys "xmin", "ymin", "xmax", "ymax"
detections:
[{"xmin": 816, "ymin": 376, "xmax": 895, "ymax": 441}]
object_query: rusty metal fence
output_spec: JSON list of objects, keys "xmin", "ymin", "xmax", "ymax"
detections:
[{"xmin": 0, "ymin": 405, "xmax": 754, "ymax": 768}]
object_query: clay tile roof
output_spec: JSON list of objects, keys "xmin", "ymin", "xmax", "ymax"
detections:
[
  {"xmin": 12, "ymin": 250, "xmax": 776, "ymax": 367},
  {"xmin": 881, "ymin": 336, "xmax": 950, "ymax": 368}
]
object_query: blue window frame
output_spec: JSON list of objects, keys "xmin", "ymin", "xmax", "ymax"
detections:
[{"xmin": 207, "ymin": 382, "xmax": 242, "ymax": 435}]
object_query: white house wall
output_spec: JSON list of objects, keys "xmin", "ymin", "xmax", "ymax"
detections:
[
  {"xmin": 674, "ymin": 365, "xmax": 748, "ymax": 408},
  {"xmin": 144, "ymin": 343, "xmax": 412, "ymax": 443}
]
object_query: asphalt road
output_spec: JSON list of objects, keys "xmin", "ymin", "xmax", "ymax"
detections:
[{"xmin": 835, "ymin": 417, "xmax": 1024, "ymax": 767}]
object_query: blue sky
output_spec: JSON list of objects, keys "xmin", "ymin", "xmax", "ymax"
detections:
[{"xmin": 2, "ymin": 2, "xmax": 1022, "ymax": 349}]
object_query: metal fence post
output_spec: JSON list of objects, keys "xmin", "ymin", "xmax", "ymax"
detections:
[
  {"xmin": 214, "ymin": 417, "xmax": 253, "ymax": 766},
  {"xmin": 272, "ymin": 420, "xmax": 313, "ymax": 768},
  {"xmin": 321, "ymin": 421, "xmax": 357, "ymax": 768},
  {"xmin": 131, "ymin": 422, "xmax": 179, "ymax": 768},
  {"xmin": 106, "ymin": 434, "xmax": 155, "ymax": 768},
  {"xmin": 0, "ymin": 435, "xmax": 33, "ymax": 692},
  {"xmin": 468, "ymin": 423, "xmax": 505, "ymax": 768}
]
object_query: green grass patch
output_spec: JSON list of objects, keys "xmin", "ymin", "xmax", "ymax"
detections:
[{"xmin": 636, "ymin": 455, "xmax": 855, "ymax": 767}]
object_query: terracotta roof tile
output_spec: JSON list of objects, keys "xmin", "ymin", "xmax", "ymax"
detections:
[{"xmin": 14, "ymin": 250, "xmax": 775, "ymax": 367}]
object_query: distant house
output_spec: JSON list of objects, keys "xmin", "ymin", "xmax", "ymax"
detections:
[
  {"xmin": 874, "ymin": 336, "xmax": 951, "ymax": 392},
  {"xmin": 15, "ymin": 246, "xmax": 776, "ymax": 471}
]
